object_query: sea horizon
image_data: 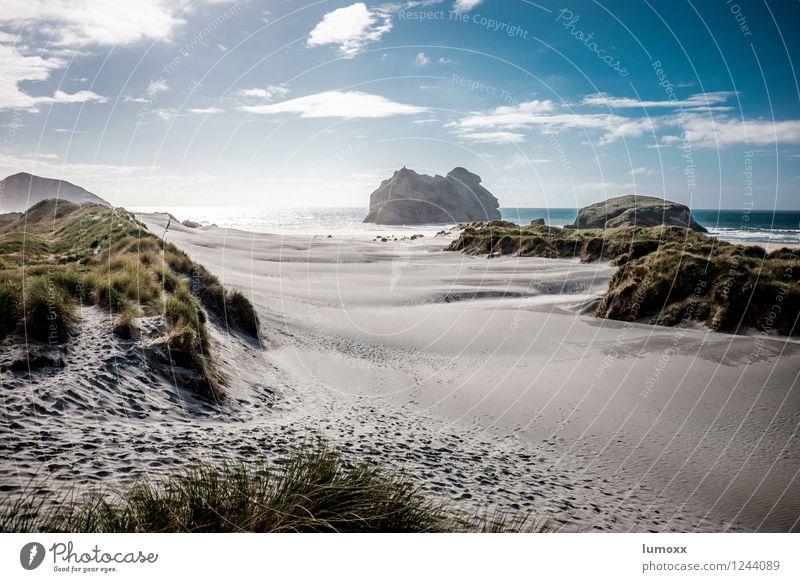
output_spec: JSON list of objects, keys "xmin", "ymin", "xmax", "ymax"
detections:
[{"xmin": 130, "ymin": 205, "xmax": 800, "ymax": 246}]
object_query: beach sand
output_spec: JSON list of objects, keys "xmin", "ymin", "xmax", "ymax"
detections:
[
  {"xmin": 129, "ymin": 216, "xmax": 800, "ymax": 532},
  {"xmin": 3, "ymin": 215, "xmax": 798, "ymax": 532}
]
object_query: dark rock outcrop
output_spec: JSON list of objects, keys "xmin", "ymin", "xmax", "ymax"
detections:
[
  {"xmin": 569, "ymin": 195, "xmax": 707, "ymax": 232},
  {"xmin": 363, "ymin": 167, "xmax": 501, "ymax": 225},
  {"xmin": 0, "ymin": 172, "xmax": 110, "ymax": 213}
]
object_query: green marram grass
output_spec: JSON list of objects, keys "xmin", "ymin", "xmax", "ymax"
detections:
[
  {"xmin": 450, "ymin": 221, "xmax": 799, "ymax": 335},
  {"xmin": 0, "ymin": 445, "xmax": 548, "ymax": 533},
  {"xmin": 0, "ymin": 199, "xmax": 262, "ymax": 399}
]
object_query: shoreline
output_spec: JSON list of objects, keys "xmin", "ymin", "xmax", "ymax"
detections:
[{"xmin": 129, "ymin": 207, "xmax": 800, "ymax": 250}]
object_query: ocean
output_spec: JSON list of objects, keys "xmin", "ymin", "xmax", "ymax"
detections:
[{"xmin": 130, "ymin": 206, "xmax": 800, "ymax": 246}]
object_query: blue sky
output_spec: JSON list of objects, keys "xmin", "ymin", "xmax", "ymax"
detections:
[{"xmin": 0, "ymin": 0, "xmax": 799, "ymax": 209}]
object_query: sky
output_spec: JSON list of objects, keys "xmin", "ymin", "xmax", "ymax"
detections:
[{"xmin": 0, "ymin": 0, "xmax": 799, "ymax": 210}]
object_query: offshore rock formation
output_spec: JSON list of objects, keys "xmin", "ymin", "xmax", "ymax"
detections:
[
  {"xmin": 568, "ymin": 194, "xmax": 707, "ymax": 232},
  {"xmin": 363, "ymin": 167, "xmax": 501, "ymax": 225}
]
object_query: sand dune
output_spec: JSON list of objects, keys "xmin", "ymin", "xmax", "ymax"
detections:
[
  {"xmin": 127, "ymin": 215, "xmax": 800, "ymax": 532},
  {"xmin": 3, "ymin": 213, "xmax": 798, "ymax": 532}
]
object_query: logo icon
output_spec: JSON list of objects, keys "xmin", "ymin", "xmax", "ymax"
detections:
[{"xmin": 20, "ymin": 542, "xmax": 46, "ymax": 570}]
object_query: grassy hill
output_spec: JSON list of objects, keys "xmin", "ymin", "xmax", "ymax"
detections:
[{"xmin": 0, "ymin": 199, "xmax": 260, "ymax": 400}]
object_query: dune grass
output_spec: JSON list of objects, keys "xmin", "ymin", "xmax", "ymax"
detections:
[
  {"xmin": 0, "ymin": 446, "xmax": 544, "ymax": 533},
  {"xmin": 0, "ymin": 199, "xmax": 262, "ymax": 400},
  {"xmin": 449, "ymin": 221, "xmax": 799, "ymax": 336},
  {"xmin": 0, "ymin": 280, "xmax": 22, "ymax": 337},
  {"xmin": 166, "ymin": 243, "xmax": 261, "ymax": 337},
  {"xmin": 22, "ymin": 277, "xmax": 77, "ymax": 342}
]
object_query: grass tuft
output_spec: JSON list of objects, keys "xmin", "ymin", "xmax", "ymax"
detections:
[
  {"xmin": 0, "ymin": 280, "xmax": 22, "ymax": 337},
  {"xmin": 23, "ymin": 278, "xmax": 76, "ymax": 342},
  {"xmin": 0, "ymin": 445, "xmax": 546, "ymax": 533},
  {"xmin": 225, "ymin": 289, "xmax": 260, "ymax": 337}
]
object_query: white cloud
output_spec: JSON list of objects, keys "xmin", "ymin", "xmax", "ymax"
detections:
[
  {"xmin": 682, "ymin": 106, "xmax": 736, "ymax": 112},
  {"xmin": 453, "ymin": 0, "xmax": 483, "ymax": 12},
  {"xmin": 154, "ymin": 108, "xmax": 180, "ymax": 121},
  {"xmin": 307, "ymin": 3, "xmax": 392, "ymax": 57},
  {"xmin": 146, "ymin": 79, "xmax": 169, "ymax": 97},
  {"xmin": 449, "ymin": 99, "xmax": 655, "ymax": 145},
  {"xmin": 630, "ymin": 166, "xmax": 654, "ymax": 177},
  {"xmin": 458, "ymin": 131, "xmax": 526, "ymax": 144},
  {"xmin": 438, "ymin": 57, "xmax": 454, "ymax": 64},
  {"xmin": 675, "ymin": 115, "xmax": 800, "ymax": 148},
  {"xmin": 415, "ymin": 52, "xmax": 430, "ymax": 66},
  {"xmin": 240, "ymin": 91, "xmax": 427, "ymax": 119},
  {"xmin": 0, "ymin": 43, "xmax": 108, "ymax": 109},
  {"xmin": 0, "ymin": 0, "xmax": 185, "ymax": 46},
  {"xmin": 51, "ymin": 90, "xmax": 107, "ymax": 104},
  {"xmin": 582, "ymin": 91, "xmax": 736, "ymax": 110},
  {"xmin": 505, "ymin": 153, "xmax": 551, "ymax": 169},
  {"xmin": 0, "ymin": 44, "xmax": 63, "ymax": 109},
  {"xmin": 595, "ymin": 118, "xmax": 658, "ymax": 145},
  {"xmin": 238, "ymin": 85, "xmax": 290, "ymax": 100},
  {"xmin": 454, "ymin": 100, "xmax": 555, "ymax": 128},
  {"xmin": 188, "ymin": 107, "xmax": 223, "ymax": 114},
  {"xmin": 0, "ymin": 0, "xmax": 194, "ymax": 109}
]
